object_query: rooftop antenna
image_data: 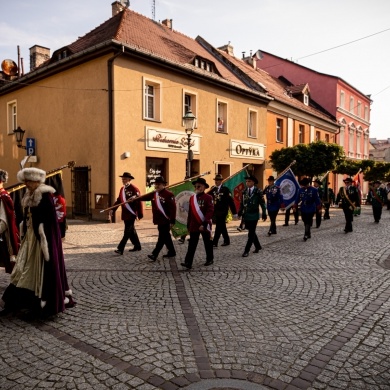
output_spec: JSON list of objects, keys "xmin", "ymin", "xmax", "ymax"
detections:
[{"xmin": 152, "ymin": 0, "xmax": 155, "ymax": 20}]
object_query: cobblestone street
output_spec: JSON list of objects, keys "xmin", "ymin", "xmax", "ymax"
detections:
[{"xmin": 1, "ymin": 206, "xmax": 389, "ymax": 390}]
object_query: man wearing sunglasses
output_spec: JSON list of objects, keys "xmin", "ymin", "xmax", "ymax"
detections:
[{"xmin": 181, "ymin": 177, "xmax": 214, "ymax": 270}]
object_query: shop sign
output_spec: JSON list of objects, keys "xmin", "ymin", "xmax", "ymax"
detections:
[
  {"xmin": 146, "ymin": 127, "xmax": 200, "ymax": 154},
  {"xmin": 230, "ymin": 139, "xmax": 265, "ymax": 159}
]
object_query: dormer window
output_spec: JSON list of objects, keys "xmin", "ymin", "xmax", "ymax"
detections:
[
  {"xmin": 304, "ymin": 94, "xmax": 309, "ymax": 106},
  {"xmin": 193, "ymin": 56, "xmax": 215, "ymax": 73}
]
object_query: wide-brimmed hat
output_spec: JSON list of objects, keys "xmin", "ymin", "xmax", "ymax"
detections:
[
  {"xmin": 17, "ymin": 167, "xmax": 46, "ymax": 184},
  {"xmin": 0, "ymin": 169, "xmax": 8, "ymax": 183},
  {"xmin": 313, "ymin": 178, "xmax": 322, "ymax": 185},
  {"xmin": 154, "ymin": 176, "xmax": 167, "ymax": 184},
  {"xmin": 192, "ymin": 177, "xmax": 209, "ymax": 188},
  {"xmin": 213, "ymin": 174, "xmax": 223, "ymax": 180},
  {"xmin": 343, "ymin": 177, "xmax": 352, "ymax": 183},
  {"xmin": 119, "ymin": 172, "xmax": 134, "ymax": 179},
  {"xmin": 299, "ymin": 177, "xmax": 310, "ymax": 186},
  {"xmin": 245, "ymin": 175, "xmax": 258, "ymax": 185},
  {"xmin": 267, "ymin": 175, "xmax": 275, "ymax": 181}
]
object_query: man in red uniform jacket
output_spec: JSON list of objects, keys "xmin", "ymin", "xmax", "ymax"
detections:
[
  {"xmin": 181, "ymin": 177, "xmax": 214, "ymax": 269},
  {"xmin": 135, "ymin": 176, "xmax": 176, "ymax": 261},
  {"xmin": 110, "ymin": 172, "xmax": 143, "ymax": 255}
]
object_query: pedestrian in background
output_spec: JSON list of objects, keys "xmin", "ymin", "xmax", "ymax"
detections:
[
  {"xmin": 0, "ymin": 169, "xmax": 19, "ymax": 274},
  {"xmin": 264, "ymin": 175, "xmax": 283, "ymax": 236},
  {"xmin": 336, "ymin": 177, "xmax": 360, "ymax": 233},
  {"xmin": 135, "ymin": 176, "xmax": 176, "ymax": 261},
  {"xmin": 110, "ymin": 172, "xmax": 143, "ymax": 255},
  {"xmin": 366, "ymin": 180, "xmax": 387, "ymax": 223},
  {"xmin": 293, "ymin": 178, "xmax": 321, "ymax": 241},
  {"xmin": 209, "ymin": 174, "xmax": 237, "ymax": 247},
  {"xmin": 312, "ymin": 179, "xmax": 323, "ymax": 228},
  {"xmin": 238, "ymin": 175, "xmax": 267, "ymax": 257},
  {"xmin": 283, "ymin": 207, "xmax": 299, "ymax": 226},
  {"xmin": 181, "ymin": 178, "xmax": 214, "ymax": 269}
]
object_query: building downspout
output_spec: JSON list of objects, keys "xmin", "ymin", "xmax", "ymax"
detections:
[{"xmin": 107, "ymin": 46, "xmax": 124, "ymax": 222}]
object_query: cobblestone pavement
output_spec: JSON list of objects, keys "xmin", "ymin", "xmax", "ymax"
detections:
[{"xmin": 1, "ymin": 206, "xmax": 390, "ymax": 390}]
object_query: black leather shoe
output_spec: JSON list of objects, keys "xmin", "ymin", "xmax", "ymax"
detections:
[
  {"xmin": 221, "ymin": 243, "xmax": 230, "ymax": 246},
  {"xmin": 267, "ymin": 231, "xmax": 272, "ymax": 237},
  {"xmin": 0, "ymin": 307, "xmax": 11, "ymax": 317},
  {"xmin": 114, "ymin": 249, "xmax": 123, "ymax": 255},
  {"xmin": 253, "ymin": 247, "xmax": 262, "ymax": 253},
  {"xmin": 204, "ymin": 260, "xmax": 214, "ymax": 266},
  {"xmin": 180, "ymin": 262, "xmax": 191, "ymax": 269},
  {"xmin": 213, "ymin": 244, "xmax": 218, "ymax": 248},
  {"xmin": 129, "ymin": 247, "xmax": 141, "ymax": 252},
  {"xmin": 162, "ymin": 253, "xmax": 176, "ymax": 258},
  {"xmin": 147, "ymin": 254, "xmax": 157, "ymax": 261},
  {"xmin": 242, "ymin": 252, "xmax": 249, "ymax": 257},
  {"xmin": 295, "ymin": 222, "xmax": 298, "ymax": 225},
  {"xmin": 303, "ymin": 236, "xmax": 308, "ymax": 241},
  {"xmin": 282, "ymin": 223, "xmax": 288, "ymax": 226}
]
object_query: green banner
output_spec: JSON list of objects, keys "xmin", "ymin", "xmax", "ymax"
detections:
[{"xmin": 223, "ymin": 169, "xmax": 248, "ymax": 212}]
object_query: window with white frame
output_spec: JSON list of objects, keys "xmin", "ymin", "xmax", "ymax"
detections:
[
  {"xmin": 357, "ymin": 101, "xmax": 361, "ymax": 117},
  {"xmin": 349, "ymin": 96, "xmax": 354, "ymax": 114},
  {"xmin": 340, "ymin": 91, "xmax": 345, "ymax": 108},
  {"xmin": 349, "ymin": 128, "xmax": 354, "ymax": 152},
  {"xmin": 276, "ymin": 118, "xmax": 283, "ymax": 142},
  {"xmin": 248, "ymin": 109, "xmax": 257, "ymax": 138},
  {"xmin": 217, "ymin": 101, "xmax": 227, "ymax": 133},
  {"xmin": 143, "ymin": 78, "xmax": 161, "ymax": 121},
  {"xmin": 7, "ymin": 100, "xmax": 17, "ymax": 134},
  {"xmin": 364, "ymin": 106, "xmax": 369, "ymax": 121},
  {"xmin": 183, "ymin": 91, "xmax": 198, "ymax": 128},
  {"xmin": 298, "ymin": 124, "xmax": 305, "ymax": 143},
  {"xmin": 303, "ymin": 94, "xmax": 309, "ymax": 106}
]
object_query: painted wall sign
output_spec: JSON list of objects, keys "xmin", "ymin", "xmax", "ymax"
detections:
[{"xmin": 230, "ymin": 139, "xmax": 265, "ymax": 159}]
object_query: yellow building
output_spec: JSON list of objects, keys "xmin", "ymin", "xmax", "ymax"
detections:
[{"xmin": 0, "ymin": 4, "xmax": 272, "ymax": 221}]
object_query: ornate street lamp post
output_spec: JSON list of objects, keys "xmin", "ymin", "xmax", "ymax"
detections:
[
  {"xmin": 182, "ymin": 110, "xmax": 196, "ymax": 179},
  {"xmin": 13, "ymin": 126, "xmax": 26, "ymax": 149}
]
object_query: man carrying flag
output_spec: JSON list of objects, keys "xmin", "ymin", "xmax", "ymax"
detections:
[{"xmin": 181, "ymin": 178, "xmax": 214, "ymax": 270}]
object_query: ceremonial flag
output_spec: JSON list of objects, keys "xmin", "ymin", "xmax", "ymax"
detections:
[
  {"xmin": 222, "ymin": 168, "xmax": 248, "ymax": 212},
  {"xmin": 274, "ymin": 168, "xmax": 300, "ymax": 209},
  {"xmin": 170, "ymin": 180, "xmax": 195, "ymax": 238},
  {"xmin": 353, "ymin": 170, "xmax": 362, "ymax": 200}
]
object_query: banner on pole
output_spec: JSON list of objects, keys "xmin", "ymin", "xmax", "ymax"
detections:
[
  {"xmin": 274, "ymin": 168, "xmax": 300, "ymax": 209},
  {"xmin": 222, "ymin": 169, "xmax": 248, "ymax": 212}
]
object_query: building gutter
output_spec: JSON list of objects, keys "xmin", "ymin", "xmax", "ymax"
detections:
[{"xmin": 107, "ymin": 46, "xmax": 124, "ymax": 222}]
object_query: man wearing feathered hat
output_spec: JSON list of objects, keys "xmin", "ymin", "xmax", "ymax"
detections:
[
  {"xmin": 133, "ymin": 176, "xmax": 177, "ymax": 261},
  {"xmin": 0, "ymin": 169, "xmax": 19, "ymax": 274},
  {"xmin": 335, "ymin": 177, "xmax": 360, "ymax": 233},
  {"xmin": 209, "ymin": 173, "xmax": 237, "ymax": 248},
  {"xmin": 1, "ymin": 167, "xmax": 75, "ymax": 318},
  {"xmin": 181, "ymin": 177, "xmax": 214, "ymax": 269},
  {"xmin": 110, "ymin": 172, "xmax": 143, "ymax": 255},
  {"xmin": 237, "ymin": 174, "xmax": 267, "ymax": 257},
  {"xmin": 293, "ymin": 177, "xmax": 321, "ymax": 241},
  {"xmin": 263, "ymin": 175, "xmax": 284, "ymax": 236}
]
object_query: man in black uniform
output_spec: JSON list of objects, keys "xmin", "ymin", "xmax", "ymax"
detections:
[
  {"xmin": 209, "ymin": 174, "xmax": 237, "ymax": 247},
  {"xmin": 313, "ymin": 179, "xmax": 323, "ymax": 228},
  {"xmin": 336, "ymin": 177, "xmax": 360, "ymax": 233}
]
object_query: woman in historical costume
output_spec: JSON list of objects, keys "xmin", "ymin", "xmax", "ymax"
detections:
[
  {"xmin": 0, "ymin": 169, "xmax": 20, "ymax": 274},
  {"xmin": 0, "ymin": 168, "xmax": 75, "ymax": 318}
]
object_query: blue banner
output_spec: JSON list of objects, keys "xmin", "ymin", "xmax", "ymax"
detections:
[{"xmin": 275, "ymin": 168, "xmax": 300, "ymax": 209}]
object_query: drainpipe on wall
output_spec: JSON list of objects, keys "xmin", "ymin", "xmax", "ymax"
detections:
[{"xmin": 107, "ymin": 46, "xmax": 124, "ymax": 222}]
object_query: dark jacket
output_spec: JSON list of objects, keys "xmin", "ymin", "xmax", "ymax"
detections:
[
  {"xmin": 209, "ymin": 185, "xmax": 237, "ymax": 217},
  {"xmin": 141, "ymin": 188, "xmax": 176, "ymax": 225},
  {"xmin": 336, "ymin": 185, "xmax": 361, "ymax": 210},
  {"xmin": 112, "ymin": 184, "xmax": 143, "ymax": 220},
  {"xmin": 264, "ymin": 184, "xmax": 283, "ymax": 212},
  {"xmin": 187, "ymin": 192, "xmax": 214, "ymax": 232},
  {"xmin": 294, "ymin": 186, "xmax": 321, "ymax": 213},
  {"xmin": 238, "ymin": 187, "xmax": 266, "ymax": 221}
]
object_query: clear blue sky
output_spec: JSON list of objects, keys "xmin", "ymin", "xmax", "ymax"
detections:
[{"xmin": 1, "ymin": 0, "xmax": 389, "ymax": 139}]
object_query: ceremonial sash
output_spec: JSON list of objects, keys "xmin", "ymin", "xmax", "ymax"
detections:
[
  {"xmin": 154, "ymin": 192, "xmax": 169, "ymax": 220},
  {"xmin": 120, "ymin": 187, "xmax": 136, "ymax": 216},
  {"xmin": 342, "ymin": 187, "xmax": 355, "ymax": 210},
  {"xmin": 371, "ymin": 188, "xmax": 385, "ymax": 206},
  {"xmin": 190, "ymin": 195, "xmax": 211, "ymax": 232}
]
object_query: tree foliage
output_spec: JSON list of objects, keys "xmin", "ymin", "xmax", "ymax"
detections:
[{"xmin": 270, "ymin": 141, "xmax": 345, "ymax": 178}]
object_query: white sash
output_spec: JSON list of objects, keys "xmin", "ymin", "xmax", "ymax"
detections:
[
  {"xmin": 120, "ymin": 187, "xmax": 136, "ymax": 216},
  {"xmin": 155, "ymin": 192, "xmax": 169, "ymax": 220},
  {"xmin": 190, "ymin": 195, "xmax": 211, "ymax": 232}
]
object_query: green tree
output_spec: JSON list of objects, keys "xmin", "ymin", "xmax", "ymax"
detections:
[
  {"xmin": 362, "ymin": 161, "xmax": 390, "ymax": 182},
  {"xmin": 270, "ymin": 141, "xmax": 345, "ymax": 178}
]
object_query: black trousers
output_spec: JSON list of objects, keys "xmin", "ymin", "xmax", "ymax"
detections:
[
  {"xmin": 301, "ymin": 212, "xmax": 315, "ymax": 237},
  {"xmin": 118, "ymin": 218, "xmax": 141, "ymax": 251},
  {"xmin": 213, "ymin": 214, "xmax": 230, "ymax": 245},
  {"xmin": 285, "ymin": 207, "xmax": 299, "ymax": 224},
  {"xmin": 315, "ymin": 209, "xmax": 322, "ymax": 228},
  {"xmin": 153, "ymin": 223, "xmax": 175, "ymax": 256},
  {"xmin": 268, "ymin": 210, "xmax": 279, "ymax": 233},
  {"xmin": 244, "ymin": 219, "xmax": 261, "ymax": 253},
  {"xmin": 323, "ymin": 202, "xmax": 330, "ymax": 219},
  {"xmin": 342, "ymin": 207, "xmax": 354, "ymax": 232},
  {"xmin": 372, "ymin": 205, "xmax": 383, "ymax": 222},
  {"xmin": 185, "ymin": 231, "xmax": 213, "ymax": 267}
]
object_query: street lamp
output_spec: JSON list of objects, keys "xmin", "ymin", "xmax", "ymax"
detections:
[
  {"xmin": 13, "ymin": 126, "xmax": 26, "ymax": 149},
  {"xmin": 183, "ymin": 110, "xmax": 196, "ymax": 178}
]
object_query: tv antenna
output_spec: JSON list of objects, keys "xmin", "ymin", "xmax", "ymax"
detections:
[{"xmin": 152, "ymin": 0, "xmax": 155, "ymax": 20}]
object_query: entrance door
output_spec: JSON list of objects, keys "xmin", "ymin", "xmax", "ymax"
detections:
[{"xmin": 72, "ymin": 166, "xmax": 91, "ymax": 218}]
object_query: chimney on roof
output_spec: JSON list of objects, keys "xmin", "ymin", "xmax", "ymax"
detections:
[
  {"xmin": 218, "ymin": 42, "xmax": 234, "ymax": 56},
  {"xmin": 112, "ymin": 1, "xmax": 128, "ymax": 16},
  {"xmin": 161, "ymin": 19, "xmax": 173, "ymax": 29},
  {"xmin": 29, "ymin": 45, "xmax": 50, "ymax": 72}
]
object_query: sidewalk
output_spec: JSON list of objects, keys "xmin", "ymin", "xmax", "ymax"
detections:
[{"xmin": 1, "ymin": 206, "xmax": 390, "ymax": 389}]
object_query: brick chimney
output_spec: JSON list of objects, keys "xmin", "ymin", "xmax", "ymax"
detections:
[
  {"xmin": 112, "ymin": 1, "xmax": 126, "ymax": 16},
  {"xmin": 161, "ymin": 19, "xmax": 173, "ymax": 29},
  {"xmin": 29, "ymin": 45, "xmax": 50, "ymax": 71},
  {"xmin": 218, "ymin": 42, "xmax": 234, "ymax": 56}
]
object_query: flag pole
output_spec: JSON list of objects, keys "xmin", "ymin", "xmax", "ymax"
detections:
[
  {"xmin": 274, "ymin": 160, "xmax": 297, "ymax": 181},
  {"xmin": 206, "ymin": 164, "xmax": 251, "ymax": 193},
  {"xmin": 99, "ymin": 171, "xmax": 211, "ymax": 213}
]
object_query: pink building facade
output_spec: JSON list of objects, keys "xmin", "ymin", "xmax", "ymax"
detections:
[{"xmin": 255, "ymin": 51, "xmax": 371, "ymax": 192}]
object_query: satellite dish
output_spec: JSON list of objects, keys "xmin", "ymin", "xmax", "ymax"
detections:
[{"xmin": 1, "ymin": 59, "xmax": 18, "ymax": 76}]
